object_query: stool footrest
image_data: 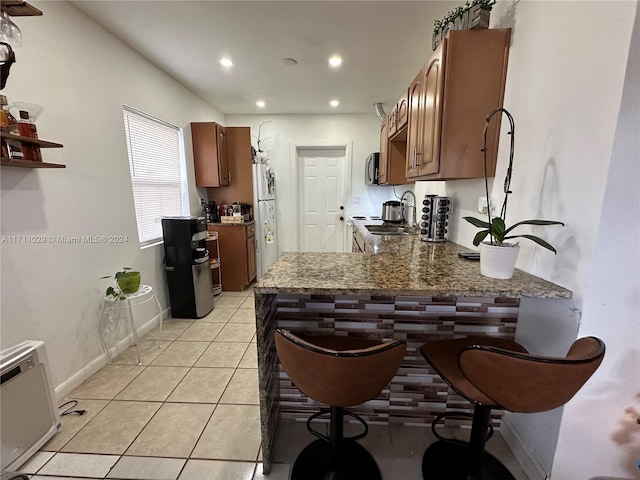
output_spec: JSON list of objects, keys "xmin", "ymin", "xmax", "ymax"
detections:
[
  {"xmin": 431, "ymin": 411, "xmax": 493, "ymax": 445},
  {"xmin": 306, "ymin": 408, "xmax": 369, "ymax": 442}
]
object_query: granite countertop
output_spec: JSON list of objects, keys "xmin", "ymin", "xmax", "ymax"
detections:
[{"xmin": 254, "ymin": 218, "xmax": 572, "ymax": 299}]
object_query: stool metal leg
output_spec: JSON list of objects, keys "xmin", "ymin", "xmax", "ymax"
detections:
[
  {"xmin": 152, "ymin": 291, "xmax": 163, "ymax": 334},
  {"xmin": 126, "ymin": 298, "xmax": 142, "ymax": 365},
  {"xmin": 151, "ymin": 290, "xmax": 164, "ymax": 350},
  {"xmin": 422, "ymin": 405, "xmax": 516, "ymax": 480},
  {"xmin": 291, "ymin": 406, "xmax": 381, "ymax": 480},
  {"xmin": 97, "ymin": 298, "xmax": 113, "ymax": 363}
]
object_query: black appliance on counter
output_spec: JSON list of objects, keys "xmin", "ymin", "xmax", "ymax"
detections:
[
  {"xmin": 161, "ymin": 217, "xmax": 214, "ymax": 318},
  {"xmin": 206, "ymin": 201, "xmax": 220, "ymax": 224}
]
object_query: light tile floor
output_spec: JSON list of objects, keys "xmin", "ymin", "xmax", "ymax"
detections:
[{"xmin": 20, "ymin": 288, "xmax": 529, "ymax": 480}]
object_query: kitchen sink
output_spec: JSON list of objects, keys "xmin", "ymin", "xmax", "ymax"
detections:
[{"xmin": 365, "ymin": 225, "xmax": 409, "ymax": 235}]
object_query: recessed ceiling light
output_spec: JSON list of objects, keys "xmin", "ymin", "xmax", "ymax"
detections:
[
  {"xmin": 330, "ymin": 99, "xmax": 340, "ymax": 107},
  {"xmin": 329, "ymin": 56, "xmax": 342, "ymax": 68},
  {"xmin": 256, "ymin": 100, "xmax": 266, "ymax": 108},
  {"xmin": 220, "ymin": 58, "xmax": 233, "ymax": 67}
]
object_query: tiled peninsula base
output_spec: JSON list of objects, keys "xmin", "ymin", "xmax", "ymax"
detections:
[{"xmin": 255, "ymin": 293, "xmax": 520, "ymax": 473}]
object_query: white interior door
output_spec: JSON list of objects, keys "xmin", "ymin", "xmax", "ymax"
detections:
[{"xmin": 298, "ymin": 148, "xmax": 347, "ymax": 252}]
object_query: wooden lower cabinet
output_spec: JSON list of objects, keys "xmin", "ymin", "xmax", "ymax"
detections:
[{"xmin": 208, "ymin": 223, "xmax": 257, "ymax": 291}]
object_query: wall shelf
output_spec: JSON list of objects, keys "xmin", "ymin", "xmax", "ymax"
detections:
[
  {"xmin": 1, "ymin": 132, "xmax": 63, "ymax": 148},
  {"xmin": 1, "ymin": 157, "xmax": 65, "ymax": 168},
  {"xmin": 1, "ymin": 133, "xmax": 65, "ymax": 168},
  {"xmin": 0, "ymin": 1, "xmax": 42, "ymax": 17}
]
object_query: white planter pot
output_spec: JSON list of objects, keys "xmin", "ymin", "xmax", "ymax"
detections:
[{"xmin": 479, "ymin": 242, "xmax": 520, "ymax": 279}]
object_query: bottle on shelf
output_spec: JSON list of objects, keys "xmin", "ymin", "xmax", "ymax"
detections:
[
  {"xmin": 17, "ymin": 110, "xmax": 41, "ymax": 161},
  {"xmin": 0, "ymin": 94, "xmax": 24, "ymax": 160}
]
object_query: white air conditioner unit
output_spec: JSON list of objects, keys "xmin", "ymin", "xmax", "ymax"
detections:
[{"xmin": 1, "ymin": 340, "xmax": 60, "ymax": 472}]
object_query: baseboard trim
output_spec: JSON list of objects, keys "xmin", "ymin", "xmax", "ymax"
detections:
[
  {"xmin": 54, "ymin": 309, "xmax": 168, "ymax": 400},
  {"xmin": 500, "ymin": 415, "xmax": 549, "ymax": 480}
]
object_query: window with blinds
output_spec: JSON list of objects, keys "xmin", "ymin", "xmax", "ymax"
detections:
[{"xmin": 122, "ymin": 106, "xmax": 184, "ymax": 247}]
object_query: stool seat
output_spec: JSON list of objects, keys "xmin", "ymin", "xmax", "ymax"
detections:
[
  {"xmin": 420, "ymin": 336, "xmax": 605, "ymax": 480},
  {"xmin": 275, "ymin": 329, "xmax": 406, "ymax": 480}
]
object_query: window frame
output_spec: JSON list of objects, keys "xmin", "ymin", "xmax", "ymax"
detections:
[{"xmin": 122, "ymin": 105, "xmax": 187, "ymax": 248}]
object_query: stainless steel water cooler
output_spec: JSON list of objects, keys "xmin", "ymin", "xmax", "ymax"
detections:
[
  {"xmin": 420, "ymin": 195, "xmax": 452, "ymax": 242},
  {"xmin": 162, "ymin": 217, "xmax": 214, "ymax": 318}
]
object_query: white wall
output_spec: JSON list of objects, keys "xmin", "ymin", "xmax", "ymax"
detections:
[
  {"xmin": 226, "ymin": 114, "xmax": 413, "ymax": 253},
  {"xmin": 0, "ymin": 1, "xmax": 223, "ymax": 396},
  {"xmin": 552, "ymin": 2, "xmax": 640, "ymax": 477},
  {"xmin": 415, "ymin": 1, "xmax": 637, "ymax": 477}
]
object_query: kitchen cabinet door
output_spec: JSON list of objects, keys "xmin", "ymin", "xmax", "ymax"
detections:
[
  {"xmin": 387, "ymin": 91, "xmax": 409, "ymax": 139},
  {"xmin": 406, "ymin": 66, "xmax": 425, "ymax": 179},
  {"xmin": 379, "ymin": 116, "xmax": 408, "ymax": 186},
  {"xmin": 417, "ymin": 40, "xmax": 445, "ymax": 177},
  {"xmin": 191, "ymin": 122, "xmax": 230, "ymax": 187},
  {"xmin": 246, "ymin": 233, "xmax": 257, "ymax": 283},
  {"xmin": 378, "ymin": 118, "xmax": 389, "ymax": 184},
  {"xmin": 394, "ymin": 91, "xmax": 409, "ymax": 132},
  {"xmin": 208, "ymin": 224, "xmax": 255, "ymax": 291}
]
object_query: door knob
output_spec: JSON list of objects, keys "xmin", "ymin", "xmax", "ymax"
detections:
[
  {"xmin": 339, "ymin": 205, "xmax": 344, "ymax": 210},
  {"xmin": 340, "ymin": 216, "xmax": 344, "ymax": 221}
]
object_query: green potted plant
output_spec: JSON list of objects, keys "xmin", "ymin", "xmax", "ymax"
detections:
[
  {"xmin": 101, "ymin": 267, "xmax": 141, "ymax": 300},
  {"xmin": 463, "ymin": 109, "xmax": 564, "ymax": 279}
]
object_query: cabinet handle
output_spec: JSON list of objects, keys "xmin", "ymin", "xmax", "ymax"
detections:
[{"xmin": 412, "ymin": 148, "xmax": 417, "ymax": 170}]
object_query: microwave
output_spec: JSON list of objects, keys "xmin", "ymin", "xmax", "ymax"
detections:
[{"xmin": 365, "ymin": 152, "xmax": 379, "ymax": 185}]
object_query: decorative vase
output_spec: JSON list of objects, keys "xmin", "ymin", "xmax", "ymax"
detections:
[
  {"xmin": 479, "ymin": 242, "xmax": 520, "ymax": 279},
  {"xmin": 117, "ymin": 271, "xmax": 141, "ymax": 294}
]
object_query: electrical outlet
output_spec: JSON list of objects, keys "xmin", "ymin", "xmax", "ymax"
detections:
[
  {"xmin": 477, "ymin": 196, "xmax": 497, "ymax": 215},
  {"xmin": 352, "ymin": 196, "xmax": 361, "ymax": 205},
  {"xmin": 478, "ymin": 196, "xmax": 488, "ymax": 214}
]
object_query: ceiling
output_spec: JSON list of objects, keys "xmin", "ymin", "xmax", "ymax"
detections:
[{"xmin": 71, "ymin": 1, "xmax": 456, "ymax": 115}]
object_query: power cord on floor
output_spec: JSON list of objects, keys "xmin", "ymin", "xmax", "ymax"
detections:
[{"xmin": 58, "ymin": 399, "xmax": 86, "ymax": 416}]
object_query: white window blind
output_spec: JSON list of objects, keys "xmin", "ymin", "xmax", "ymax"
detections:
[{"xmin": 123, "ymin": 106, "xmax": 183, "ymax": 247}]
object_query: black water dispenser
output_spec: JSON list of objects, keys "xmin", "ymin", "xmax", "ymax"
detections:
[{"xmin": 161, "ymin": 217, "xmax": 214, "ymax": 318}]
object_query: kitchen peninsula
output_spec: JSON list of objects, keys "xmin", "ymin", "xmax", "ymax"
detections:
[{"xmin": 254, "ymin": 219, "xmax": 571, "ymax": 472}]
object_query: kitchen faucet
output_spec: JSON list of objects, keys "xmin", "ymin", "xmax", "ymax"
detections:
[{"xmin": 400, "ymin": 190, "xmax": 417, "ymax": 229}]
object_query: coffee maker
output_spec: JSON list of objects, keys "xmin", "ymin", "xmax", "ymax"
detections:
[{"xmin": 206, "ymin": 201, "xmax": 220, "ymax": 223}]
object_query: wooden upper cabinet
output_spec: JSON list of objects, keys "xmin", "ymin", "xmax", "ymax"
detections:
[
  {"xmin": 387, "ymin": 91, "xmax": 409, "ymax": 139},
  {"xmin": 394, "ymin": 91, "xmax": 409, "ymax": 132},
  {"xmin": 417, "ymin": 39, "xmax": 446, "ymax": 177},
  {"xmin": 216, "ymin": 125, "xmax": 230, "ymax": 185},
  {"xmin": 406, "ymin": 66, "xmax": 424, "ymax": 179},
  {"xmin": 378, "ymin": 118, "xmax": 389, "ymax": 184},
  {"xmin": 191, "ymin": 122, "xmax": 230, "ymax": 187},
  {"xmin": 405, "ymin": 28, "xmax": 511, "ymax": 181}
]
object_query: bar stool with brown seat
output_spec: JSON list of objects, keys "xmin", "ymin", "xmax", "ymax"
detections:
[
  {"xmin": 420, "ymin": 336, "xmax": 605, "ymax": 480},
  {"xmin": 275, "ymin": 328, "xmax": 406, "ymax": 480}
]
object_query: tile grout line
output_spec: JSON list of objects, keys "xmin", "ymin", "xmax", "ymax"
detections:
[{"xmin": 34, "ymin": 290, "xmax": 259, "ymax": 479}]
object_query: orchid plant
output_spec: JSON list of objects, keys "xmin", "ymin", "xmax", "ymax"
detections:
[{"xmin": 463, "ymin": 108, "xmax": 564, "ymax": 253}]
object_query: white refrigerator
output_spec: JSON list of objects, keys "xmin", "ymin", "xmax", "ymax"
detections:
[{"xmin": 252, "ymin": 153, "xmax": 278, "ymax": 279}]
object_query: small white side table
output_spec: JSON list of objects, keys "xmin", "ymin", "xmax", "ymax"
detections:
[{"xmin": 97, "ymin": 284, "xmax": 163, "ymax": 365}]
